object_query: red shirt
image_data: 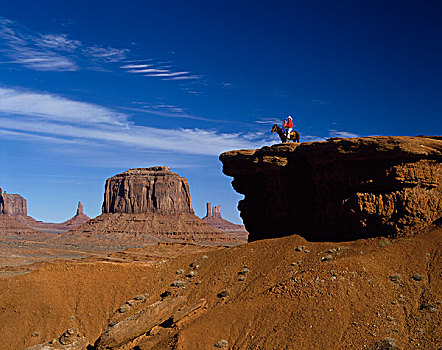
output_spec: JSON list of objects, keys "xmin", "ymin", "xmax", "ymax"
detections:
[{"xmin": 287, "ymin": 119, "xmax": 293, "ymax": 128}]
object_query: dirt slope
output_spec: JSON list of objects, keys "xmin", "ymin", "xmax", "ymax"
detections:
[{"xmin": 0, "ymin": 228, "xmax": 440, "ymax": 350}]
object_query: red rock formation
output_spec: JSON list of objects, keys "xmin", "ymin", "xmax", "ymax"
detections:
[
  {"xmin": 103, "ymin": 166, "xmax": 193, "ymax": 214},
  {"xmin": 220, "ymin": 136, "xmax": 442, "ymax": 241},
  {"xmin": 64, "ymin": 167, "xmax": 238, "ymax": 245},
  {"xmin": 0, "ymin": 188, "xmax": 6, "ymax": 215},
  {"xmin": 2, "ymin": 193, "xmax": 90, "ymax": 233},
  {"xmin": 202, "ymin": 202, "xmax": 248, "ymax": 242},
  {"xmin": 4, "ymin": 193, "xmax": 27, "ymax": 216},
  {"xmin": 61, "ymin": 202, "xmax": 91, "ymax": 229}
]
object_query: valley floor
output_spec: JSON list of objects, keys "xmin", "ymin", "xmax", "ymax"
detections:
[{"xmin": 0, "ymin": 228, "xmax": 440, "ymax": 349}]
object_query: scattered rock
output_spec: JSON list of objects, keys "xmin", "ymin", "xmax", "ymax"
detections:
[
  {"xmin": 217, "ymin": 290, "xmax": 229, "ymax": 298},
  {"xmin": 321, "ymin": 255, "xmax": 332, "ymax": 262},
  {"xmin": 187, "ymin": 271, "xmax": 197, "ymax": 278},
  {"xmin": 176, "ymin": 269, "xmax": 184, "ymax": 275},
  {"xmin": 238, "ymin": 276, "xmax": 246, "ymax": 281},
  {"xmin": 201, "ymin": 255, "xmax": 208, "ymax": 260},
  {"xmin": 369, "ymin": 337, "xmax": 399, "ymax": 350},
  {"xmin": 118, "ymin": 305, "xmax": 130, "ymax": 313},
  {"xmin": 386, "ymin": 316, "xmax": 394, "ymax": 322},
  {"xmin": 290, "ymin": 262, "xmax": 297, "ymax": 266},
  {"xmin": 238, "ymin": 267, "xmax": 249, "ymax": 275},
  {"xmin": 171, "ymin": 280, "xmax": 186, "ymax": 288},
  {"xmin": 215, "ymin": 339, "xmax": 228, "ymax": 348},
  {"xmin": 389, "ymin": 274, "xmax": 402, "ymax": 282},
  {"xmin": 135, "ymin": 294, "xmax": 147, "ymax": 301},
  {"xmin": 25, "ymin": 328, "xmax": 87, "ymax": 350},
  {"xmin": 327, "ymin": 248, "xmax": 336, "ymax": 253},
  {"xmin": 412, "ymin": 273, "xmax": 425, "ymax": 281},
  {"xmin": 31, "ymin": 332, "xmax": 39, "ymax": 337},
  {"xmin": 295, "ymin": 245, "xmax": 305, "ymax": 252},
  {"xmin": 127, "ymin": 300, "xmax": 135, "ymax": 306},
  {"xmin": 379, "ymin": 239, "xmax": 392, "ymax": 247}
]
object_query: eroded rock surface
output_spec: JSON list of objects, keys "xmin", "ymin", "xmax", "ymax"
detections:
[
  {"xmin": 4, "ymin": 193, "xmax": 27, "ymax": 216},
  {"xmin": 220, "ymin": 136, "xmax": 442, "ymax": 241}
]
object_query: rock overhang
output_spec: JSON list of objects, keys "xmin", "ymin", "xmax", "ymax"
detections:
[{"xmin": 219, "ymin": 136, "xmax": 442, "ymax": 241}]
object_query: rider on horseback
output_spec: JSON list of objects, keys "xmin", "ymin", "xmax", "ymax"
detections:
[{"xmin": 285, "ymin": 116, "xmax": 293, "ymax": 142}]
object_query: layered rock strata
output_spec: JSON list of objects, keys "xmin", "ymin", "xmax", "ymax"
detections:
[
  {"xmin": 4, "ymin": 193, "xmax": 27, "ymax": 216},
  {"xmin": 66, "ymin": 167, "xmax": 236, "ymax": 245},
  {"xmin": 0, "ymin": 188, "xmax": 39, "ymax": 235},
  {"xmin": 103, "ymin": 167, "xmax": 192, "ymax": 214},
  {"xmin": 220, "ymin": 136, "xmax": 442, "ymax": 241}
]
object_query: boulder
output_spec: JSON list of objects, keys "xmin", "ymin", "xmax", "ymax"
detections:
[
  {"xmin": 95, "ymin": 297, "xmax": 186, "ymax": 349},
  {"xmin": 103, "ymin": 166, "xmax": 193, "ymax": 214},
  {"xmin": 219, "ymin": 136, "xmax": 442, "ymax": 241}
]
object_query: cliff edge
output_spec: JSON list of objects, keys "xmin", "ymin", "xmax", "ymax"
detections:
[{"xmin": 220, "ymin": 136, "xmax": 442, "ymax": 241}]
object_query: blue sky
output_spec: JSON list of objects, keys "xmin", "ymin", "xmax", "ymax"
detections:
[{"xmin": 0, "ymin": 0, "xmax": 440, "ymax": 223}]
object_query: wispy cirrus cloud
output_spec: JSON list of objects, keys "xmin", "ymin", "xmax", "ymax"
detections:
[
  {"xmin": 0, "ymin": 87, "xmax": 267, "ymax": 156},
  {"xmin": 329, "ymin": 129, "xmax": 359, "ymax": 138},
  {"xmin": 0, "ymin": 16, "xmax": 201, "ymax": 84},
  {"xmin": 310, "ymin": 98, "xmax": 330, "ymax": 105},
  {"xmin": 0, "ymin": 87, "xmax": 127, "ymax": 126},
  {"xmin": 120, "ymin": 60, "xmax": 201, "ymax": 81},
  {"xmin": 0, "ymin": 17, "xmax": 128, "ymax": 71},
  {"xmin": 83, "ymin": 45, "xmax": 129, "ymax": 63}
]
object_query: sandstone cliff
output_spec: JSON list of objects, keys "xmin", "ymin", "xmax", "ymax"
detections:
[
  {"xmin": 103, "ymin": 166, "xmax": 192, "ymax": 214},
  {"xmin": 4, "ymin": 193, "xmax": 27, "ymax": 216},
  {"xmin": 220, "ymin": 136, "xmax": 442, "ymax": 241},
  {"xmin": 66, "ymin": 167, "xmax": 236, "ymax": 245}
]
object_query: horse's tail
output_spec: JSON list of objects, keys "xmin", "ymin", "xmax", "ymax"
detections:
[{"xmin": 295, "ymin": 131, "xmax": 300, "ymax": 143}]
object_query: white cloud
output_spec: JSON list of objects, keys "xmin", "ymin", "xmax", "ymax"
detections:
[
  {"xmin": 164, "ymin": 75, "xmax": 200, "ymax": 80},
  {"xmin": 329, "ymin": 130, "xmax": 359, "ymax": 138},
  {"xmin": 83, "ymin": 46, "xmax": 129, "ymax": 62},
  {"xmin": 0, "ymin": 17, "xmax": 129, "ymax": 71},
  {"xmin": 144, "ymin": 72, "xmax": 188, "ymax": 77},
  {"xmin": 0, "ymin": 87, "xmax": 127, "ymax": 126},
  {"xmin": 120, "ymin": 58, "xmax": 201, "ymax": 81},
  {"xmin": 255, "ymin": 118, "xmax": 283, "ymax": 125},
  {"xmin": 0, "ymin": 87, "xmax": 268, "ymax": 156},
  {"xmin": 0, "ymin": 17, "xmax": 79, "ymax": 71},
  {"xmin": 120, "ymin": 64, "xmax": 152, "ymax": 69},
  {"xmin": 36, "ymin": 34, "xmax": 81, "ymax": 51}
]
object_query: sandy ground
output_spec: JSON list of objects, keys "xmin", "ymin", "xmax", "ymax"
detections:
[{"xmin": 0, "ymin": 228, "xmax": 440, "ymax": 350}]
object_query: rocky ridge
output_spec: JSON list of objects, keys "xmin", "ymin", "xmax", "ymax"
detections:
[{"xmin": 220, "ymin": 136, "xmax": 442, "ymax": 241}]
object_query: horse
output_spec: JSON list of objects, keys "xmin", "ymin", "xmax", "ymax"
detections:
[{"xmin": 271, "ymin": 124, "xmax": 300, "ymax": 143}]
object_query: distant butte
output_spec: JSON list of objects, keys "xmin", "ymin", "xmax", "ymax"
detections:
[
  {"xmin": 62, "ymin": 166, "xmax": 239, "ymax": 245},
  {"xmin": 1, "ymin": 190, "xmax": 90, "ymax": 233},
  {"xmin": 202, "ymin": 202, "xmax": 248, "ymax": 242}
]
